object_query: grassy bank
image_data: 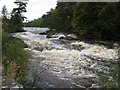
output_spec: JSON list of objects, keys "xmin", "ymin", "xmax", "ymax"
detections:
[{"xmin": 2, "ymin": 31, "xmax": 29, "ymax": 85}]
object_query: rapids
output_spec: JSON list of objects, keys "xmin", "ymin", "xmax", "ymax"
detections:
[{"xmin": 13, "ymin": 27, "xmax": 118, "ymax": 88}]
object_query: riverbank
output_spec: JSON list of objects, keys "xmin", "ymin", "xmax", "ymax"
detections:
[
  {"xmin": 2, "ymin": 31, "xmax": 29, "ymax": 88},
  {"xmin": 45, "ymin": 30, "xmax": 120, "ymax": 49}
]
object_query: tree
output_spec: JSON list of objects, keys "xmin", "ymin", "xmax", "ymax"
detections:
[
  {"xmin": 1, "ymin": 5, "xmax": 9, "ymax": 32},
  {"xmin": 10, "ymin": 1, "xmax": 27, "ymax": 32},
  {"xmin": 55, "ymin": 2, "xmax": 75, "ymax": 32},
  {"xmin": 1, "ymin": 5, "xmax": 8, "ymax": 19},
  {"xmin": 71, "ymin": 2, "xmax": 120, "ymax": 41},
  {"xmin": 25, "ymin": 2, "xmax": 120, "ymax": 41},
  {"xmin": 98, "ymin": 2, "xmax": 119, "ymax": 41}
]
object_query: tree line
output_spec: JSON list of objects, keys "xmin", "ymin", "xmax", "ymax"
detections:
[{"xmin": 26, "ymin": 2, "xmax": 120, "ymax": 41}]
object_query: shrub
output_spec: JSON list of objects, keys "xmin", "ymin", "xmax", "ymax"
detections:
[{"xmin": 2, "ymin": 32, "xmax": 29, "ymax": 85}]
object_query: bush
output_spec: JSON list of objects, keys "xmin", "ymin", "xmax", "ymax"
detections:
[{"xmin": 2, "ymin": 31, "xmax": 29, "ymax": 85}]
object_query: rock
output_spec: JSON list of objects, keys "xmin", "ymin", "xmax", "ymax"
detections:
[
  {"xmin": 65, "ymin": 36, "xmax": 77, "ymax": 40},
  {"xmin": 45, "ymin": 46, "xmax": 54, "ymax": 50},
  {"xmin": 34, "ymin": 44, "xmax": 44, "ymax": 51},
  {"xmin": 58, "ymin": 35, "xmax": 65, "ymax": 39},
  {"xmin": 52, "ymin": 35, "xmax": 58, "ymax": 38},
  {"xmin": 89, "ymin": 84, "xmax": 100, "ymax": 88},
  {"xmin": 34, "ymin": 46, "xmax": 44, "ymax": 51},
  {"xmin": 46, "ymin": 35, "xmax": 52, "ymax": 38},
  {"xmin": 72, "ymin": 44, "xmax": 85, "ymax": 51},
  {"xmin": 59, "ymin": 37, "xmax": 65, "ymax": 39},
  {"xmin": 2, "ymin": 76, "xmax": 23, "ymax": 88},
  {"xmin": 39, "ymin": 32, "xmax": 47, "ymax": 35},
  {"xmin": 65, "ymin": 34, "xmax": 78, "ymax": 40},
  {"xmin": 16, "ymin": 29, "xmax": 26, "ymax": 32}
]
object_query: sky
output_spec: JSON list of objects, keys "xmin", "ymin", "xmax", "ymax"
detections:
[{"xmin": 0, "ymin": 0, "xmax": 57, "ymax": 21}]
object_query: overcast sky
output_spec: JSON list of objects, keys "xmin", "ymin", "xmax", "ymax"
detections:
[{"xmin": 0, "ymin": 0, "xmax": 57, "ymax": 21}]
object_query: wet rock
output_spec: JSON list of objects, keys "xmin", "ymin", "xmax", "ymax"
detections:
[
  {"xmin": 46, "ymin": 35, "xmax": 52, "ymax": 38},
  {"xmin": 58, "ymin": 35, "xmax": 65, "ymax": 39},
  {"xmin": 65, "ymin": 34, "xmax": 78, "ymax": 40},
  {"xmin": 45, "ymin": 46, "xmax": 55, "ymax": 50},
  {"xmin": 39, "ymin": 32, "xmax": 47, "ymax": 35},
  {"xmin": 34, "ymin": 46, "xmax": 44, "ymax": 51},
  {"xmin": 71, "ymin": 44, "xmax": 85, "ymax": 51},
  {"xmin": 59, "ymin": 36, "xmax": 65, "ymax": 39},
  {"xmin": 89, "ymin": 84, "xmax": 100, "ymax": 88}
]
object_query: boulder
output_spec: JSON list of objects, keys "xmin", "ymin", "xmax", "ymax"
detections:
[
  {"xmin": 59, "ymin": 37, "xmax": 65, "ymax": 39},
  {"xmin": 34, "ymin": 45, "xmax": 44, "ymax": 51},
  {"xmin": 58, "ymin": 35, "xmax": 65, "ymax": 39},
  {"xmin": 46, "ymin": 35, "xmax": 52, "ymax": 38}
]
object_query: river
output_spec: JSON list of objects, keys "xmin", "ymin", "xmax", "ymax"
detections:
[{"xmin": 13, "ymin": 27, "xmax": 118, "ymax": 88}]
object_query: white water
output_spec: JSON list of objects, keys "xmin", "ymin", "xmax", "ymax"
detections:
[{"xmin": 13, "ymin": 27, "xmax": 118, "ymax": 88}]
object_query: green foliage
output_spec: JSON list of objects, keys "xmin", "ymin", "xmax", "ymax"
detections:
[
  {"xmin": 2, "ymin": 32, "xmax": 29, "ymax": 85},
  {"xmin": 72, "ymin": 2, "xmax": 120, "ymax": 41},
  {"xmin": 1, "ymin": 5, "xmax": 8, "ymax": 19},
  {"xmin": 1, "ymin": 2, "xmax": 27, "ymax": 33},
  {"xmin": 26, "ymin": 3, "xmax": 75, "ymax": 33},
  {"xmin": 32, "ymin": 70, "xmax": 40, "ymax": 85},
  {"xmin": 26, "ymin": 2, "xmax": 120, "ymax": 41},
  {"xmin": 99, "ymin": 64, "xmax": 119, "ymax": 88},
  {"xmin": 1, "ymin": 1, "xmax": 29, "ymax": 86},
  {"xmin": 10, "ymin": 2, "xmax": 27, "ymax": 32},
  {"xmin": 1, "ymin": 5, "xmax": 10, "ymax": 32},
  {"xmin": 98, "ymin": 47, "xmax": 120, "ymax": 88}
]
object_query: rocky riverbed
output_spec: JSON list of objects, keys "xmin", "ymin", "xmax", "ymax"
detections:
[{"xmin": 13, "ymin": 27, "xmax": 118, "ymax": 88}]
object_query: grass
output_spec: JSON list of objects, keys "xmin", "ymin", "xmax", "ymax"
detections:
[{"xmin": 2, "ymin": 31, "xmax": 29, "ymax": 85}]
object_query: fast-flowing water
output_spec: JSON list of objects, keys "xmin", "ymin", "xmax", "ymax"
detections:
[{"xmin": 13, "ymin": 27, "xmax": 118, "ymax": 88}]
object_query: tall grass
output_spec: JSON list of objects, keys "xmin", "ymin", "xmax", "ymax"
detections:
[{"xmin": 2, "ymin": 31, "xmax": 29, "ymax": 85}]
